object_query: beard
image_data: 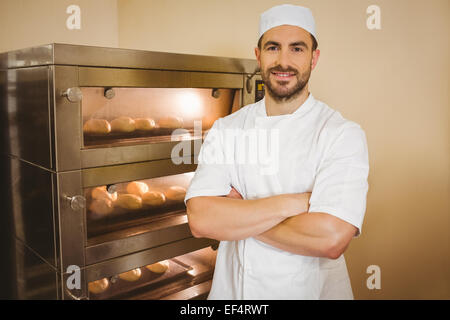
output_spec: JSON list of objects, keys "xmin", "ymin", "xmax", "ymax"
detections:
[{"xmin": 261, "ymin": 64, "xmax": 311, "ymax": 103}]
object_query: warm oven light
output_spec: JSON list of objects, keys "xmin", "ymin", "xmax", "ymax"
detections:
[{"xmin": 177, "ymin": 90, "xmax": 203, "ymax": 119}]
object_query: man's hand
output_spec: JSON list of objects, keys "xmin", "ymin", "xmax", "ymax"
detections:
[
  {"xmin": 226, "ymin": 187, "xmax": 244, "ymax": 200},
  {"xmin": 226, "ymin": 187, "xmax": 311, "ymax": 215}
]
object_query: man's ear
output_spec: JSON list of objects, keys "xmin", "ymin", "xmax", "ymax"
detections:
[
  {"xmin": 311, "ymin": 49, "xmax": 320, "ymax": 70},
  {"xmin": 254, "ymin": 47, "xmax": 261, "ymax": 68}
]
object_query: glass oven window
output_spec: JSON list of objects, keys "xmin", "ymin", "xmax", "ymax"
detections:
[
  {"xmin": 85, "ymin": 172, "xmax": 193, "ymax": 239},
  {"xmin": 81, "ymin": 88, "xmax": 239, "ymax": 148}
]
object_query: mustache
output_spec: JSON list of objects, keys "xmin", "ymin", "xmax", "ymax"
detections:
[{"xmin": 268, "ymin": 65, "xmax": 298, "ymax": 74}]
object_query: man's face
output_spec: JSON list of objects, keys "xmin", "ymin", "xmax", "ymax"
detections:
[{"xmin": 255, "ymin": 25, "xmax": 318, "ymax": 102}]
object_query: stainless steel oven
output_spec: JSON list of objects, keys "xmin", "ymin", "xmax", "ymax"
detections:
[{"xmin": 0, "ymin": 43, "xmax": 262, "ymax": 300}]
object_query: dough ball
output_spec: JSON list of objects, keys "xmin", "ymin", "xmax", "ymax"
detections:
[
  {"xmin": 135, "ymin": 118, "xmax": 157, "ymax": 131},
  {"xmin": 91, "ymin": 186, "xmax": 117, "ymax": 202},
  {"xmin": 88, "ymin": 278, "xmax": 109, "ymax": 294},
  {"xmin": 119, "ymin": 268, "xmax": 142, "ymax": 282},
  {"xmin": 89, "ymin": 199, "xmax": 113, "ymax": 218},
  {"xmin": 142, "ymin": 190, "xmax": 166, "ymax": 206},
  {"xmin": 111, "ymin": 116, "xmax": 136, "ymax": 133},
  {"xmin": 83, "ymin": 119, "xmax": 111, "ymax": 135},
  {"xmin": 115, "ymin": 194, "xmax": 143, "ymax": 210},
  {"xmin": 158, "ymin": 116, "xmax": 184, "ymax": 129},
  {"xmin": 164, "ymin": 186, "xmax": 187, "ymax": 201},
  {"xmin": 126, "ymin": 181, "xmax": 149, "ymax": 197},
  {"xmin": 146, "ymin": 260, "xmax": 170, "ymax": 274}
]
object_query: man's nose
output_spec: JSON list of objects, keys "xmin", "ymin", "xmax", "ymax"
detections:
[{"xmin": 276, "ymin": 48, "xmax": 291, "ymax": 69}]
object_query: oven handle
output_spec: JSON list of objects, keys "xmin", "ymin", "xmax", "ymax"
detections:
[
  {"xmin": 245, "ymin": 67, "xmax": 260, "ymax": 93},
  {"xmin": 63, "ymin": 194, "xmax": 86, "ymax": 211},
  {"xmin": 65, "ymin": 288, "xmax": 88, "ymax": 301},
  {"xmin": 61, "ymin": 87, "xmax": 82, "ymax": 103}
]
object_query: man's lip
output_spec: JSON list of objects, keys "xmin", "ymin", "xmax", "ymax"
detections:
[{"xmin": 271, "ymin": 71, "xmax": 296, "ymax": 78}]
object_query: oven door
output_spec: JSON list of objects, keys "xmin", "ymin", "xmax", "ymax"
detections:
[
  {"xmin": 53, "ymin": 66, "xmax": 246, "ymax": 171},
  {"xmin": 81, "ymin": 157, "xmax": 199, "ymax": 264},
  {"xmin": 61, "ymin": 156, "xmax": 219, "ymax": 299}
]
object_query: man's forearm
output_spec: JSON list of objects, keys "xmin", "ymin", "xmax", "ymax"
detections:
[
  {"xmin": 254, "ymin": 212, "xmax": 357, "ymax": 259},
  {"xmin": 186, "ymin": 193, "xmax": 309, "ymax": 241},
  {"xmin": 186, "ymin": 189, "xmax": 356, "ymax": 259}
]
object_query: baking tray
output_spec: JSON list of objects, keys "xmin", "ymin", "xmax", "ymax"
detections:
[
  {"xmin": 88, "ymin": 259, "xmax": 191, "ymax": 300},
  {"xmin": 83, "ymin": 128, "xmax": 196, "ymax": 147},
  {"xmin": 86, "ymin": 200, "xmax": 186, "ymax": 238}
]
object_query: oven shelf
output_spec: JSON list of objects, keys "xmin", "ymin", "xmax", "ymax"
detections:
[
  {"xmin": 85, "ymin": 212, "xmax": 195, "ymax": 264},
  {"xmin": 86, "ymin": 210, "xmax": 187, "ymax": 246},
  {"xmin": 124, "ymin": 248, "xmax": 215, "ymax": 300},
  {"xmin": 87, "ymin": 204, "xmax": 187, "ymax": 239},
  {"xmin": 89, "ymin": 259, "xmax": 191, "ymax": 300},
  {"xmin": 160, "ymin": 280, "xmax": 212, "ymax": 300},
  {"xmin": 83, "ymin": 130, "xmax": 198, "ymax": 149}
]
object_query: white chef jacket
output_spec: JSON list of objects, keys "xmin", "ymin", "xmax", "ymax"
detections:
[{"xmin": 184, "ymin": 94, "xmax": 369, "ymax": 300}]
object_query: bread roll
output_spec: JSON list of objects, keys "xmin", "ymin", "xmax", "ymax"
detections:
[
  {"xmin": 88, "ymin": 278, "xmax": 109, "ymax": 294},
  {"xmin": 89, "ymin": 199, "xmax": 113, "ymax": 218},
  {"xmin": 119, "ymin": 268, "xmax": 142, "ymax": 282},
  {"xmin": 91, "ymin": 186, "xmax": 117, "ymax": 202},
  {"xmin": 126, "ymin": 181, "xmax": 149, "ymax": 197},
  {"xmin": 83, "ymin": 119, "xmax": 111, "ymax": 135},
  {"xmin": 158, "ymin": 116, "xmax": 184, "ymax": 129},
  {"xmin": 164, "ymin": 186, "xmax": 187, "ymax": 201},
  {"xmin": 142, "ymin": 190, "xmax": 166, "ymax": 206},
  {"xmin": 146, "ymin": 260, "xmax": 170, "ymax": 274},
  {"xmin": 135, "ymin": 118, "xmax": 157, "ymax": 131},
  {"xmin": 111, "ymin": 116, "xmax": 136, "ymax": 133},
  {"xmin": 115, "ymin": 194, "xmax": 142, "ymax": 210}
]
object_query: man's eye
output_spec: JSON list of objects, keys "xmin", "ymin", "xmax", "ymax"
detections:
[
  {"xmin": 267, "ymin": 46, "xmax": 278, "ymax": 51},
  {"xmin": 292, "ymin": 47, "xmax": 304, "ymax": 52}
]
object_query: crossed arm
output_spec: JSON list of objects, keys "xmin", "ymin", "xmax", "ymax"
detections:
[{"xmin": 186, "ymin": 188, "xmax": 357, "ymax": 259}]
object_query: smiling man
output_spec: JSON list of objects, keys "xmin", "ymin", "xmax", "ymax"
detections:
[
  {"xmin": 257, "ymin": 27, "xmax": 317, "ymax": 108},
  {"xmin": 185, "ymin": 4, "xmax": 369, "ymax": 299}
]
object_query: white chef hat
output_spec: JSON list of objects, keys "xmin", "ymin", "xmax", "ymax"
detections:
[{"xmin": 258, "ymin": 4, "xmax": 317, "ymax": 41}]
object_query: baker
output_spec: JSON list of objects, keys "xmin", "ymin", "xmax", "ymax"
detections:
[{"xmin": 185, "ymin": 4, "xmax": 369, "ymax": 299}]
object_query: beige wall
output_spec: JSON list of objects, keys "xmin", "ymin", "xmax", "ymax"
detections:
[
  {"xmin": 1, "ymin": 0, "xmax": 448, "ymax": 299},
  {"xmin": 117, "ymin": 0, "xmax": 260, "ymax": 58},
  {"xmin": 0, "ymin": 0, "xmax": 118, "ymax": 53}
]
